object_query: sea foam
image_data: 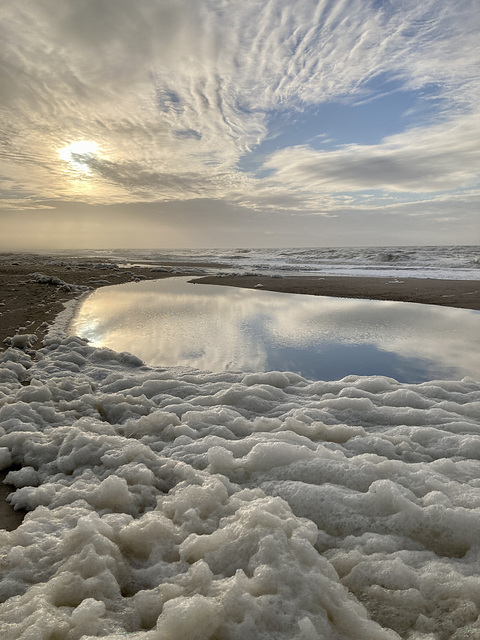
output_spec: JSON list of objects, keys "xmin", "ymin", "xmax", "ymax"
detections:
[{"xmin": 1, "ymin": 336, "xmax": 480, "ymax": 638}]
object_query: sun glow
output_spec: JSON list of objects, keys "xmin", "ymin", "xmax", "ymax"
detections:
[{"xmin": 58, "ymin": 140, "xmax": 99, "ymax": 172}]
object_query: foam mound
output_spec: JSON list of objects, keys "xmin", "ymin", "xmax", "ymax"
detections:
[{"xmin": 1, "ymin": 337, "xmax": 480, "ymax": 638}]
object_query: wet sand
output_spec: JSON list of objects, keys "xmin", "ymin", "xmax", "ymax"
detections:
[
  {"xmin": 192, "ymin": 274, "xmax": 480, "ymax": 310},
  {"xmin": 0, "ymin": 470, "xmax": 26, "ymax": 531}
]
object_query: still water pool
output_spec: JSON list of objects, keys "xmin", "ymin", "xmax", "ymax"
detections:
[{"xmin": 70, "ymin": 277, "xmax": 480, "ymax": 383}]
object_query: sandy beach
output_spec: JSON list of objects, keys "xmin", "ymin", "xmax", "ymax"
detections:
[
  {"xmin": 0, "ymin": 253, "xmax": 222, "ymax": 349},
  {"xmin": 193, "ymin": 274, "xmax": 480, "ymax": 310},
  {"xmin": 1, "ymin": 255, "xmax": 480, "ymax": 638}
]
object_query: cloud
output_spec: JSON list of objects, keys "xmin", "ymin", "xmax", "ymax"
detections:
[
  {"xmin": 0, "ymin": 0, "xmax": 479, "ymax": 247},
  {"xmin": 262, "ymin": 112, "xmax": 480, "ymax": 194}
]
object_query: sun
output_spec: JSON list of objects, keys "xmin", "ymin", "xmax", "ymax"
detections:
[{"xmin": 58, "ymin": 140, "xmax": 99, "ymax": 173}]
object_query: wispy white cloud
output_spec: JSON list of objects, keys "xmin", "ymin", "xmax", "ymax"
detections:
[
  {"xmin": 0, "ymin": 0, "xmax": 479, "ymax": 246},
  {"xmin": 262, "ymin": 112, "xmax": 480, "ymax": 195}
]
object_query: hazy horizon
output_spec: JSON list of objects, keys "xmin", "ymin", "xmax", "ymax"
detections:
[{"xmin": 2, "ymin": 242, "xmax": 480, "ymax": 255}]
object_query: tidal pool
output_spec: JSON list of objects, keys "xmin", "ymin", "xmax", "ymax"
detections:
[{"xmin": 70, "ymin": 277, "xmax": 480, "ymax": 382}]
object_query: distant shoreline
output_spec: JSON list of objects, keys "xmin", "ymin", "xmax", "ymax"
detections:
[{"xmin": 192, "ymin": 274, "xmax": 480, "ymax": 311}]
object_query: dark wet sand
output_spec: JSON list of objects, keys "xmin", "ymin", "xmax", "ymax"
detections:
[
  {"xmin": 192, "ymin": 274, "xmax": 480, "ymax": 310},
  {"xmin": 0, "ymin": 471, "xmax": 26, "ymax": 531},
  {"xmin": 1, "ymin": 253, "xmax": 479, "ymax": 530}
]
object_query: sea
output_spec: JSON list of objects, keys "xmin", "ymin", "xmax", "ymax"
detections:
[
  {"xmin": 64, "ymin": 244, "xmax": 480, "ymax": 280},
  {"xmin": 1, "ymin": 245, "xmax": 480, "ymax": 639}
]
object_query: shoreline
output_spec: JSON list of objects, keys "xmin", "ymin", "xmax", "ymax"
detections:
[
  {"xmin": 0, "ymin": 253, "xmax": 213, "ymax": 529},
  {"xmin": 192, "ymin": 274, "xmax": 480, "ymax": 311}
]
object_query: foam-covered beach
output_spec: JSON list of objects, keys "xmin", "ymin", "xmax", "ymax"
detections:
[
  {"xmin": 1, "ymin": 248, "xmax": 480, "ymax": 639},
  {"xmin": 3, "ymin": 0, "xmax": 480, "ymax": 634},
  {"xmin": 2, "ymin": 333, "xmax": 480, "ymax": 638}
]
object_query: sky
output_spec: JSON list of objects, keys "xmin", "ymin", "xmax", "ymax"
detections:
[{"xmin": 1, "ymin": 0, "xmax": 479, "ymax": 250}]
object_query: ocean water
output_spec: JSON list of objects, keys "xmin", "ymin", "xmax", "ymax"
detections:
[
  {"xmin": 1, "ymin": 247, "xmax": 480, "ymax": 639},
  {"xmin": 67, "ymin": 244, "xmax": 480, "ymax": 280}
]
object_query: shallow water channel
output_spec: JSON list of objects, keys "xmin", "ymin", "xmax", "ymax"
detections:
[{"xmin": 70, "ymin": 276, "xmax": 480, "ymax": 383}]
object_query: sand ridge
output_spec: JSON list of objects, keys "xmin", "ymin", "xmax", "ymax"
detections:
[{"xmin": 192, "ymin": 274, "xmax": 480, "ymax": 310}]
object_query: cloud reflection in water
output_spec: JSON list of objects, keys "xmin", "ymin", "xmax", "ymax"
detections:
[{"xmin": 70, "ymin": 277, "xmax": 480, "ymax": 382}]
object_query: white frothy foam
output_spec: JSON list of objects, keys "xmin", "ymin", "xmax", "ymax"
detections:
[{"xmin": 1, "ymin": 337, "xmax": 480, "ymax": 638}]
